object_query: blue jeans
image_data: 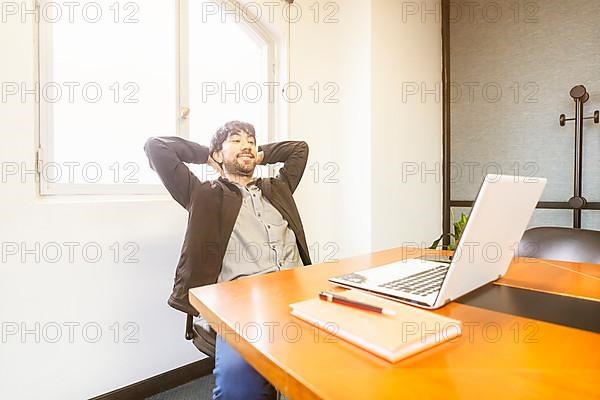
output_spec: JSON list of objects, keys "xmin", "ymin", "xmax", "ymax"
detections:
[{"xmin": 212, "ymin": 335, "xmax": 277, "ymax": 400}]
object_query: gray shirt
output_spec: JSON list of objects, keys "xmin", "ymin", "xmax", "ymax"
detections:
[{"xmin": 217, "ymin": 178, "xmax": 302, "ymax": 282}]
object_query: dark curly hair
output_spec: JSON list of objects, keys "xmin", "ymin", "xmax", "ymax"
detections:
[{"xmin": 209, "ymin": 121, "xmax": 256, "ymax": 155}]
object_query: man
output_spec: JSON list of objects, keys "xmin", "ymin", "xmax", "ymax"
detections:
[{"xmin": 144, "ymin": 121, "xmax": 312, "ymax": 400}]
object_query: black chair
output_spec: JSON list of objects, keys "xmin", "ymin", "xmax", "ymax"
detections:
[
  {"xmin": 186, "ymin": 314, "xmax": 217, "ymax": 358},
  {"xmin": 516, "ymin": 227, "xmax": 600, "ymax": 264}
]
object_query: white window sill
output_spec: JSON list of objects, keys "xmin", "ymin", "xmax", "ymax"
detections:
[{"xmin": 34, "ymin": 193, "xmax": 174, "ymax": 205}]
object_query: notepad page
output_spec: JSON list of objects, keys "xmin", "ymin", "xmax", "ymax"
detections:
[{"xmin": 290, "ymin": 289, "xmax": 462, "ymax": 362}]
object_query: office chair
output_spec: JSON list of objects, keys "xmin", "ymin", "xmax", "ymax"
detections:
[
  {"xmin": 186, "ymin": 314, "xmax": 217, "ymax": 358},
  {"xmin": 516, "ymin": 226, "xmax": 600, "ymax": 264}
]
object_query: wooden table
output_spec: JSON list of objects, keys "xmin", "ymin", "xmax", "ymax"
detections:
[{"xmin": 189, "ymin": 247, "xmax": 600, "ymax": 400}]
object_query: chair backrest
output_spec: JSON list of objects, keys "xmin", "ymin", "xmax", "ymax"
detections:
[{"xmin": 517, "ymin": 227, "xmax": 600, "ymax": 264}]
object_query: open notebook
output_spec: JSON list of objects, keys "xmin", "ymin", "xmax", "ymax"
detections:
[{"xmin": 290, "ymin": 289, "xmax": 462, "ymax": 363}]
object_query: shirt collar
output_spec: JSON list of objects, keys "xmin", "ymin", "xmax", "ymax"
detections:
[{"xmin": 221, "ymin": 176, "xmax": 261, "ymax": 189}]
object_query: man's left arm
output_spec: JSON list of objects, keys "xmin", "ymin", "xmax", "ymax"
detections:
[{"xmin": 257, "ymin": 141, "xmax": 309, "ymax": 194}]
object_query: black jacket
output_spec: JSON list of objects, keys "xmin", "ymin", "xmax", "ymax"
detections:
[{"xmin": 144, "ymin": 137, "xmax": 312, "ymax": 315}]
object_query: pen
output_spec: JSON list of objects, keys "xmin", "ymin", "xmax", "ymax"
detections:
[{"xmin": 318, "ymin": 291, "xmax": 397, "ymax": 316}]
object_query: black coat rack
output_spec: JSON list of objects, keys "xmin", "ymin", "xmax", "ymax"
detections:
[{"xmin": 559, "ymin": 85, "xmax": 599, "ymax": 228}]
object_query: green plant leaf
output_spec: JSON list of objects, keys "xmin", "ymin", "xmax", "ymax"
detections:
[
  {"xmin": 428, "ymin": 233, "xmax": 456, "ymax": 250},
  {"xmin": 460, "ymin": 212, "xmax": 468, "ymax": 227},
  {"xmin": 430, "ymin": 212, "xmax": 469, "ymax": 251},
  {"xmin": 428, "ymin": 234, "xmax": 444, "ymax": 250},
  {"xmin": 453, "ymin": 221, "xmax": 462, "ymax": 237},
  {"xmin": 453, "ymin": 213, "xmax": 469, "ymax": 243}
]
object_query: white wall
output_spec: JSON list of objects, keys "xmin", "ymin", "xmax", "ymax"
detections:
[
  {"xmin": 290, "ymin": 0, "xmax": 373, "ymax": 262},
  {"xmin": 0, "ymin": 1, "xmax": 442, "ymax": 398},
  {"xmin": 371, "ymin": 0, "xmax": 443, "ymax": 251}
]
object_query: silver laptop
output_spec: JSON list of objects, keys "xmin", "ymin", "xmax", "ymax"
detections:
[{"xmin": 329, "ymin": 174, "xmax": 547, "ymax": 309}]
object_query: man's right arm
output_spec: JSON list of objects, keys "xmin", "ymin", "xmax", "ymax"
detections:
[{"xmin": 144, "ymin": 136, "xmax": 210, "ymax": 210}]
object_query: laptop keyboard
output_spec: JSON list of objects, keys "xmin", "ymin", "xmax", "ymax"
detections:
[{"xmin": 378, "ymin": 265, "xmax": 450, "ymax": 297}]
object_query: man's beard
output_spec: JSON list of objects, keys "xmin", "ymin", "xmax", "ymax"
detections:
[{"xmin": 224, "ymin": 156, "xmax": 256, "ymax": 177}]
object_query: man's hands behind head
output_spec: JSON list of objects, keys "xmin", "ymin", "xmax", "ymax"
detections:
[
  {"xmin": 257, "ymin": 151, "xmax": 264, "ymax": 165},
  {"xmin": 207, "ymin": 154, "xmax": 225, "ymax": 178}
]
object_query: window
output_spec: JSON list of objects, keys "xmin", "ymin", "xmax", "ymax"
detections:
[
  {"xmin": 37, "ymin": 0, "xmax": 278, "ymax": 195},
  {"xmin": 182, "ymin": 0, "xmax": 275, "ymax": 180}
]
